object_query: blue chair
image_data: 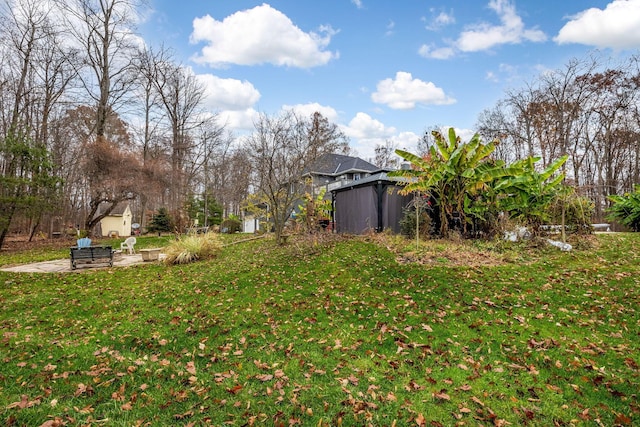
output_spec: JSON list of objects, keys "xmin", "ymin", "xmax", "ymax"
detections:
[{"xmin": 77, "ymin": 237, "xmax": 92, "ymax": 248}]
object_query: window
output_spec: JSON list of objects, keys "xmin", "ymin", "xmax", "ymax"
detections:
[{"xmin": 353, "ymin": 173, "xmax": 361, "ymax": 181}]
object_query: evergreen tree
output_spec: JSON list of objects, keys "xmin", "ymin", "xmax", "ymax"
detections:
[{"xmin": 147, "ymin": 208, "xmax": 173, "ymax": 234}]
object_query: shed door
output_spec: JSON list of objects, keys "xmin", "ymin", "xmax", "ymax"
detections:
[{"xmin": 335, "ymin": 186, "xmax": 377, "ymax": 234}]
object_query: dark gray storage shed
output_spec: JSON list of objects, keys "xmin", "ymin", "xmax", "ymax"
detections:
[{"xmin": 330, "ymin": 172, "xmax": 412, "ymax": 234}]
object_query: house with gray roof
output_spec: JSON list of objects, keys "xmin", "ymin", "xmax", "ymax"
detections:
[{"xmin": 302, "ymin": 153, "xmax": 384, "ymax": 195}]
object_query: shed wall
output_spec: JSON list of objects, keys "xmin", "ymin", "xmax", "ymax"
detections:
[
  {"xmin": 334, "ymin": 186, "xmax": 377, "ymax": 234},
  {"xmin": 333, "ymin": 183, "xmax": 411, "ymax": 235}
]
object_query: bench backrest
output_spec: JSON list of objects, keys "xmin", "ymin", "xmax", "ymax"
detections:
[{"xmin": 91, "ymin": 246, "xmax": 112, "ymax": 257}]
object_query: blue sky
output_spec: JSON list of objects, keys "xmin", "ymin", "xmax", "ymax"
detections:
[{"xmin": 139, "ymin": 0, "xmax": 640, "ymax": 160}]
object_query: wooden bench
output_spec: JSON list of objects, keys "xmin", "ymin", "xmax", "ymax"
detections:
[{"xmin": 70, "ymin": 246, "xmax": 114, "ymax": 270}]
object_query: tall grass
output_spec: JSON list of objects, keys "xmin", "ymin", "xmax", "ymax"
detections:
[{"xmin": 162, "ymin": 232, "xmax": 223, "ymax": 264}]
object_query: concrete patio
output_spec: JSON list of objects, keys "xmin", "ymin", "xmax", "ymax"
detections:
[{"xmin": 0, "ymin": 253, "xmax": 158, "ymax": 273}]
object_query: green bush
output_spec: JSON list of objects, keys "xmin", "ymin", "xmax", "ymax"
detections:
[
  {"xmin": 607, "ymin": 186, "xmax": 640, "ymax": 231},
  {"xmin": 550, "ymin": 192, "xmax": 594, "ymax": 234},
  {"xmin": 220, "ymin": 218, "xmax": 241, "ymax": 234},
  {"xmin": 162, "ymin": 233, "xmax": 223, "ymax": 265}
]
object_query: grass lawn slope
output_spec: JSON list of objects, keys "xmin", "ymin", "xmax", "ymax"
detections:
[{"xmin": 1, "ymin": 233, "xmax": 639, "ymax": 426}]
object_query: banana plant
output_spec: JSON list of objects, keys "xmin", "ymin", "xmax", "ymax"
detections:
[
  {"xmin": 494, "ymin": 154, "xmax": 569, "ymax": 231},
  {"xmin": 607, "ymin": 185, "xmax": 640, "ymax": 231},
  {"xmin": 390, "ymin": 128, "xmax": 508, "ymax": 237}
]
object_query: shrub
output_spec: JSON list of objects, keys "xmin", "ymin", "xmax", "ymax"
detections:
[
  {"xmin": 399, "ymin": 207, "xmax": 432, "ymax": 239},
  {"xmin": 607, "ymin": 185, "xmax": 640, "ymax": 231},
  {"xmin": 220, "ymin": 218, "xmax": 241, "ymax": 234},
  {"xmin": 550, "ymin": 192, "xmax": 594, "ymax": 234},
  {"xmin": 163, "ymin": 233, "xmax": 223, "ymax": 265}
]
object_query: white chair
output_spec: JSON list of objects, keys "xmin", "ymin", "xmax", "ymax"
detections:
[{"xmin": 121, "ymin": 236, "xmax": 136, "ymax": 254}]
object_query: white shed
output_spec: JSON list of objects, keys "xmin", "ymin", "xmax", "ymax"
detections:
[
  {"xmin": 99, "ymin": 203, "xmax": 132, "ymax": 237},
  {"xmin": 243, "ymin": 215, "xmax": 261, "ymax": 233}
]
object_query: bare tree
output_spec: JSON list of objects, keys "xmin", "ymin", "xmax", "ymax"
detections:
[
  {"xmin": 130, "ymin": 44, "xmax": 172, "ymax": 228},
  {"xmin": 245, "ymin": 111, "xmax": 348, "ymax": 244},
  {"xmin": 0, "ymin": 0, "xmax": 74, "ymax": 246},
  {"xmin": 307, "ymin": 111, "xmax": 350, "ymax": 157},
  {"xmin": 374, "ymin": 139, "xmax": 399, "ymax": 169},
  {"xmin": 476, "ymin": 103, "xmax": 520, "ymax": 163},
  {"xmin": 152, "ymin": 60, "xmax": 206, "ymax": 217},
  {"xmin": 52, "ymin": 0, "xmax": 144, "ymax": 233},
  {"xmin": 477, "ymin": 53, "xmax": 640, "ymax": 222},
  {"xmin": 56, "ymin": 0, "xmax": 141, "ymax": 138},
  {"xmin": 50, "ymin": 105, "xmax": 139, "ymax": 234}
]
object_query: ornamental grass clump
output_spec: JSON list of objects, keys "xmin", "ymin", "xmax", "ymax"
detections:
[{"xmin": 163, "ymin": 233, "xmax": 223, "ymax": 265}]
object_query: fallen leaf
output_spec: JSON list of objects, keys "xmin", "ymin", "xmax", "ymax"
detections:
[
  {"xmin": 38, "ymin": 418, "xmax": 64, "ymax": 427},
  {"xmin": 7, "ymin": 395, "xmax": 29, "ymax": 409},
  {"xmin": 615, "ymin": 413, "xmax": 632, "ymax": 425},
  {"xmin": 186, "ymin": 361, "xmax": 197, "ymax": 375},
  {"xmin": 472, "ymin": 396, "xmax": 485, "ymax": 407},
  {"xmin": 75, "ymin": 383, "xmax": 87, "ymax": 397},
  {"xmin": 434, "ymin": 391, "xmax": 451, "ymax": 401},
  {"xmin": 227, "ymin": 384, "xmax": 243, "ymax": 394}
]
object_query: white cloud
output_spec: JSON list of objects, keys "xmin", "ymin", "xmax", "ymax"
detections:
[
  {"xmin": 424, "ymin": 9, "xmax": 456, "ymax": 31},
  {"xmin": 485, "ymin": 63, "xmax": 520, "ymax": 83},
  {"xmin": 281, "ymin": 103, "xmax": 340, "ymax": 122},
  {"xmin": 456, "ymin": 0, "xmax": 546, "ymax": 52},
  {"xmin": 196, "ymin": 74, "xmax": 261, "ymax": 111},
  {"xmin": 343, "ymin": 112, "xmax": 396, "ymax": 140},
  {"xmin": 386, "ymin": 20, "xmax": 395, "ymax": 36},
  {"xmin": 218, "ymin": 109, "xmax": 260, "ymax": 132},
  {"xmin": 371, "ymin": 71, "xmax": 456, "ymax": 109},
  {"xmin": 418, "ymin": 44, "xmax": 456, "ymax": 60},
  {"xmin": 555, "ymin": 0, "xmax": 640, "ymax": 50},
  {"xmin": 345, "ymin": 125, "xmax": 421, "ymax": 161},
  {"xmin": 390, "ymin": 131, "xmax": 421, "ymax": 152},
  {"xmin": 352, "ymin": 0, "xmax": 364, "ymax": 9},
  {"xmin": 486, "ymin": 71, "xmax": 499, "ymax": 83},
  {"xmin": 423, "ymin": 0, "xmax": 546, "ymax": 59},
  {"xmin": 190, "ymin": 4, "xmax": 338, "ymax": 68}
]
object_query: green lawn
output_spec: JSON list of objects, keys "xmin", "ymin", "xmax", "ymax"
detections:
[{"xmin": 1, "ymin": 233, "xmax": 639, "ymax": 426}]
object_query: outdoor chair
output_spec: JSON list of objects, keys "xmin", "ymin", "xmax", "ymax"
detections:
[
  {"xmin": 77, "ymin": 237, "xmax": 92, "ymax": 248},
  {"xmin": 121, "ymin": 236, "xmax": 136, "ymax": 254}
]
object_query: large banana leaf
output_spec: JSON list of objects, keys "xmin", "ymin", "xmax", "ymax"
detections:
[{"xmin": 540, "ymin": 155, "xmax": 568, "ymax": 181}]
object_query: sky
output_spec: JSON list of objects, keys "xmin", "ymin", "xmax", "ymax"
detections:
[{"xmin": 138, "ymin": 0, "xmax": 640, "ymax": 161}]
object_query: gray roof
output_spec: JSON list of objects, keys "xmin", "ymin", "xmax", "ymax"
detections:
[
  {"xmin": 329, "ymin": 172, "xmax": 409, "ymax": 192},
  {"xmin": 303, "ymin": 153, "xmax": 382, "ymax": 177},
  {"xmin": 97, "ymin": 202, "xmax": 130, "ymax": 216}
]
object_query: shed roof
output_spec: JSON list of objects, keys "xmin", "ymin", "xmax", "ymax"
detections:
[
  {"xmin": 329, "ymin": 172, "xmax": 409, "ymax": 193},
  {"xmin": 303, "ymin": 153, "xmax": 382, "ymax": 177},
  {"xmin": 97, "ymin": 202, "xmax": 130, "ymax": 217}
]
